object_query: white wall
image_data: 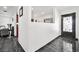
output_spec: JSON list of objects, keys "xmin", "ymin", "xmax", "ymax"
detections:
[
  {"xmin": 28, "ymin": 8, "xmax": 60, "ymax": 52},
  {"xmin": 18, "ymin": 7, "xmax": 60, "ymax": 52},
  {"xmin": 58, "ymin": 7, "xmax": 79, "ymax": 40},
  {"xmin": 18, "ymin": 6, "xmax": 31, "ymax": 51}
]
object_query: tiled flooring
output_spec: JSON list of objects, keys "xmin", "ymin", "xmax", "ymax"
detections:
[
  {"xmin": 0, "ymin": 36, "xmax": 25, "ymax": 52},
  {"xmin": 37, "ymin": 37, "xmax": 79, "ymax": 52},
  {"xmin": 0, "ymin": 36, "xmax": 79, "ymax": 52}
]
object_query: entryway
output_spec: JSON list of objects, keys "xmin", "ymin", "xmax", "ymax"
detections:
[
  {"xmin": 61, "ymin": 13, "xmax": 77, "ymax": 52},
  {"xmin": 61, "ymin": 13, "xmax": 76, "ymax": 38}
]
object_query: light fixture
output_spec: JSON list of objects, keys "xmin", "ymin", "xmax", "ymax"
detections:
[
  {"xmin": 41, "ymin": 12, "xmax": 45, "ymax": 15},
  {"xmin": 3, "ymin": 6, "xmax": 7, "ymax": 12},
  {"xmin": 32, "ymin": 8, "xmax": 34, "ymax": 10},
  {"xmin": 3, "ymin": 6, "xmax": 7, "ymax": 9}
]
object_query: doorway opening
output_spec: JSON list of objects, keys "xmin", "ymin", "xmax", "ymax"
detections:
[{"xmin": 61, "ymin": 13, "xmax": 76, "ymax": 38}]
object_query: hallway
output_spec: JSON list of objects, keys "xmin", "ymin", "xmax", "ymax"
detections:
[{"xmin": 0, "ymin": 6, "xmax": 79, "ymax": 52}]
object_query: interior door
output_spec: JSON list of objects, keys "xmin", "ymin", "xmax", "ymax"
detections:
[{"xmin": 61, "ymin": 13, "xmax": 76, "ymax": 38}]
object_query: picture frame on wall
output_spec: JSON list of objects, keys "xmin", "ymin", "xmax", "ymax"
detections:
[
  {"xmin": 16, "ymin": 14, "xmax": 18, "ymax": 23},
  {"xmin": 19, "ymin": 6, "xmax": 23, "ymax": 17},
  {"xmin": 44, "ymin": 18, "xmax": 54, "ymax": 23}
]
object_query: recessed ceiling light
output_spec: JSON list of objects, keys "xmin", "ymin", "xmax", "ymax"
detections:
[
  {"xmin": 3, "ymin": 6, "xmax": 7, "ymax": 12},
  {"xmin": 3, "ymin": 6, "xmax": 7, "ymax": 9},
  {"xmin": 32, "ymin": 8, "xmax": 34, "ymax": 10},
  {"xmin": 41, "ymin": 12, "xmax": 45, "ymax": 15}
]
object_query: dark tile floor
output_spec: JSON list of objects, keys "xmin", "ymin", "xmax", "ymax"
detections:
[
  {"xmin": 0, "ymin": 36, "xmax": 25, "ymax": 52},
  {"xmin": 0, "ymin": 36, "xmax": 78, "ymax": 52},
  {"xmin": 36, "ymin": 37, "xmax": 79, "ymax": 52}
]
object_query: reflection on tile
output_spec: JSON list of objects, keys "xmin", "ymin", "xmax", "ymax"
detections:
[
  {"xmin": 63, "ymin": 41, "xmax": 72, "ymax": 52},
  {"xmin": 37, "ymin": 37, "xmax": 78, "ymax": 52}
]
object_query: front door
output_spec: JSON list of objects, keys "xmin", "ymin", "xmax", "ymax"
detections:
[{"xmin": 61, "ymin": 13, "xmax": 76, "ymax": 38}]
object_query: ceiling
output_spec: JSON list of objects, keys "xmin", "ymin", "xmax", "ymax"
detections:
[
  {"xmin": 0, "ymin": 6, "xmax": 78, "ymax": 18},
  {"xmin": 55, "ymin": 6, "xmax": 79, "ymax": 12},
  {"xmin": 0, "ymin": 6, "xmax": 18, "ymax": 17}
]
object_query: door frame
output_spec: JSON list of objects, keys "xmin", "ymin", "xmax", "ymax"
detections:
[{"xmin": 61, "ymin": 13, "xmax": 76, "ymax": 38}]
